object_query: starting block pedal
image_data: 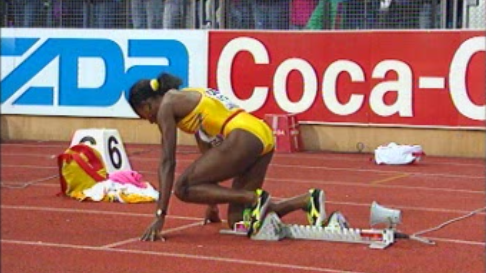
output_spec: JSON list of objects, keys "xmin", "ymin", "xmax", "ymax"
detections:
[
  {"xmin": 219, "ymin": 214, "xmax": 286, "ymax": 241},
  {"xmin": 252, "ymin": 212, "xmax": 287, "ymax": 241},
  {"xmin": 70, "ymin": 128, "xmax": 132, "ymax": 174},
  {"xmin": 220, "ymin": 212, "xmax": 396, "ymax": 249}
]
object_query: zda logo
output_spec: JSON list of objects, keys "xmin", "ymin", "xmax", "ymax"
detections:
[{"xmin": 1, "ymin": 37, "xmax": 189, "ymax": 106}]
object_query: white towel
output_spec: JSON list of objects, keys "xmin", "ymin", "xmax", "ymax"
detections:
[{"xmin": 374, "ymin": 142, "xmax": 424, "ymax": 165}]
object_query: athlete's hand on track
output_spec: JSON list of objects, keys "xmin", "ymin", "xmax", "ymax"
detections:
[
  {"xmin": 203, "ymin": 205, "xmax": 222, "ymax": 225},
  {"xmin": 141, "ymin": 217, "xmax": 166, "ymax": 242}
]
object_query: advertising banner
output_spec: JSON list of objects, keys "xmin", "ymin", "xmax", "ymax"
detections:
[
  {"xmin": 1, "ymin": 28, "xmax": 208, "ymax": 118},
  {"xmin": 208, "ymin": 31, "xmax": 485, "ymax": 129}
]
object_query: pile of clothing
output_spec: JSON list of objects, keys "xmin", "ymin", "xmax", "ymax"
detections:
[{"xmin": 71, "ymin": 170, "xmax": 158, "ymax": 203}]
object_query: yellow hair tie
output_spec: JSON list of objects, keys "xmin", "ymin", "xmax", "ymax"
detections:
[{"xmin": 150, "ymin": 79, "xmax": 159, "ymax": 91}]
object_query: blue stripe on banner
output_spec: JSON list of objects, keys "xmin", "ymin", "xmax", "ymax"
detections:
[
  {"xmin": 15, "ymin": 87, "xmax": 54, "ymax": 105},
  {"xmin": 1, "ymin": 38, "xmax": 39, "ymax": 56}
]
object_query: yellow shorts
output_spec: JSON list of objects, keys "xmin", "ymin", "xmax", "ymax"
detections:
[{"xmin": 222, "ymin": 112, "xmax": 274, "ymax": 155}]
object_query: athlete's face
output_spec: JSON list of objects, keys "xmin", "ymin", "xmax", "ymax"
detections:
[{"xmin": 136, "ymin": 102, "xmax": 157, "ymax": 124}]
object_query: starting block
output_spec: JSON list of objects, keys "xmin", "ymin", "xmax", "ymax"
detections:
[
  {"xmin": 221, "ymin": 212, "xmax": 396, "ymax": 249},
  {"xmin": 70, "ymin": 128, "xmax": 132, "ymax": 174},
  {"xmin": 220, "ymin": 202, "xmax": 435, "ymax": 249}
]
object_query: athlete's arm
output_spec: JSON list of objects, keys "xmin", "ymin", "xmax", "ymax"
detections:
[
  {"xmin": 140, "ymin": 96, "xmax": 177, "ymax": 242},
  {"xmin": 156, "ymin": 97, "xmax": 178, "ymax": 222}
]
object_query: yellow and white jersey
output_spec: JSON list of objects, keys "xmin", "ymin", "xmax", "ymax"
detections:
[
  {"xmin": 177, "ymin": 87, "xmax": 241, "ymax": 136},
  {"xmin": 177, "ymin": 87, "xmax": 274, "ymax": 155}
]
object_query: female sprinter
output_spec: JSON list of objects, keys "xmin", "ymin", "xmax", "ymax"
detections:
[{"xmin": 128, "ymin": 72, "xmax": 326, "ymax": 241}]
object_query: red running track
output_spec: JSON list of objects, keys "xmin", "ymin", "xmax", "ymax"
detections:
[{"xmin": 1, "ymin": 141, "xmax": 485, "ymax": 273}]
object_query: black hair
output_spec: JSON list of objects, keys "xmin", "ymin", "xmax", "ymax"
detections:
[{"xmin": 128, "ymin": 72, "xmax": 183, "ymax": 113}]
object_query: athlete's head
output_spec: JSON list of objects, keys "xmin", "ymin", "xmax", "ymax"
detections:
[{"xmin": 128, "ymin": 72, "xmax": 182, "ymax": 123}]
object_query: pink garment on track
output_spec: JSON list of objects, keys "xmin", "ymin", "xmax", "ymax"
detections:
[{"xmin": 108, "ymin": 170, "xmax": 147, "ymax": 188}]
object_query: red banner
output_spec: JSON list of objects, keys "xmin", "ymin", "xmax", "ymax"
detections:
[{"xmin": 208, "ymin": 31, "xmax": 485, "ymax": 129}]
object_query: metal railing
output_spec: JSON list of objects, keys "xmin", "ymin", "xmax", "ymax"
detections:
[{"xmin": 1, "ymin": 0, "xmax": 484, "ymax": 30}]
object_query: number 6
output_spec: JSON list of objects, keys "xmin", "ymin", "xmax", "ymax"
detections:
[{"xmin": 107, "ymin": 136, "xmax": 122, "ymax": 169}]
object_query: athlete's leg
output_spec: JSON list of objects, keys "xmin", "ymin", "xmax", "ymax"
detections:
[
  {"xmin": 228, "ymin": 153, "xmax": 328, "ymax": 228},
  {"xmin": 270, "ymin": 194, "xmax": 312, "ymax": 217},
  {"xmin": 173, "ymin": 129, "xmax": 264, "ymax": 206},
  {"xmin": 227, "ymin": 150, "xmax": 273, "ymax": 227},
  {"xmin": 228, "ymin": 150, "xmax": 312, "ymax": 227},
  {"xmin": 174, "ymin": 128, "xmax": 322, "ymax": 228}
]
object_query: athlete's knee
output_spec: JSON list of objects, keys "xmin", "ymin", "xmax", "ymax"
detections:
[{"xmin": 174, "ymin": 174, "xmax": 191, "ymax": 202}]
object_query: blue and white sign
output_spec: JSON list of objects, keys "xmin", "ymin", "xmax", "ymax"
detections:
[{"xmin": 1, "ymin": 28, "xmax": 208, "ymax": 117}]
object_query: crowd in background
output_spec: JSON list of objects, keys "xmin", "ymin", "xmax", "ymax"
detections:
[
  {"xmin": 228, "ymin": 0, "xmax": 447, "ymax": 30},
  {"xmin": 0, "ymin": 0, "xmax": 469, "ymax": 30}
]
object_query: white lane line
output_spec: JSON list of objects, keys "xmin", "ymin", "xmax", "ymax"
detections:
[
  {"xmin": 425, "ymin": 237, "xmax": 485, "ymax": 246},
  {"xmin": 139, "ymin": 165, "xmax": 486, "ymax": 180},
  {"xmin": 4, "ymin": 163, "xmax": 484, "ymax": 180},
  {"xmin": 128, "ymin": 152, "xmax": 485, "ymax": 167},
  {"xmin": 3, "ymin": 176, "xmax": 484, "ymax": 195},
  {"xmin": 2, "ymin": 202, "xmax": 484, "ymax": 219},
  {"xmin": 99, "ymin": 238, "xmax": 141, "ymax": 249},
  {"xmin": 265, "ymin": 177, "xmax": 485, "ymax": 194},
  {"xmin": 2, "ymin": 153, "xmax": 58, "ymax": 158},
  {"xmin": 324, "ymin": 201, "xmax": 486, "ymax": 215},
  {"xmin": 142, "ymin": 168, "xmax": 485, "ymax": 180},
  {"xmin": 101, "ymin": 221, "xmax": 204, "ymax": 248},
  {"xmin": 1, "ymin": 152, "xmax": 486, "ymax": 179},
  {"xmin": 1, "ymin": 144, "xmax": 66, "ymax": 148},
  {"xmin": 2, "ymin": 143, "xmax": 483, "ymax": 167},
  {"xmin": 3, "ymin": 162, "xmax": 481, "ymax": 182},
  {"xmin": 2, "ymin": 182, "xmax": 58, "ymax": 187},
  {"xmin": 3, "ymin": 164, "xmax": 57, "ymax": 169},
  {"xmin": 1, "ymin": 239, "xmax": 365, "ymax": 273},
  {"xmin": 0, "ymin": 205, "xmax": 203, "ymax": 222},
  {"xmin": 1, "ymin": 175, "xmax": 59, "ymax": 189},
  {"xmin": 127, "ymin": 154, "xmax": 486, "ymax": 168},
  {"xmin": 3, "ymin": 150, "xmax": 484, "ymax": 168},
  {"xmin": 8, "ymin": 177, "xmax": 483, "ymax": 195}
]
